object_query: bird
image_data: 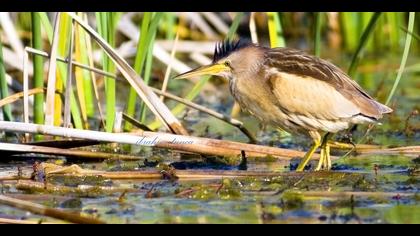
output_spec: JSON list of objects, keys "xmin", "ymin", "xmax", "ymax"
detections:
[{"xmin": 174, "ymin": 39, "xmax": 392, "ymax": 171}]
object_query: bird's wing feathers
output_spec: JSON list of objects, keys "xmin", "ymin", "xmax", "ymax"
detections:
[
  {"xmin": 266, "ymin": 69, "xmax": 361, "ymax": 121},
  {"xmin": 265, "ymin": 48, "xmax": 392, "ymax": 120}
]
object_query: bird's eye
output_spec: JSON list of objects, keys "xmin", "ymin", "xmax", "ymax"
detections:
[{"xmin": 224, "ymin": 61, "xmax": 231, "ymax": 67}]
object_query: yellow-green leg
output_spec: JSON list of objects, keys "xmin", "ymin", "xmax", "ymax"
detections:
[
  {"xmin": 315, "ymin": 147, "xmax": 325, "ymax": 171},
  {"xmin": 325, "ymin": 144, "xmax": 331, "ymax": 169},
  {"xmin": 296, "ymin": 131, "xmax": 321, "ymax": 172},
  {"xmin": 317, "ymin": 133, "xmax": 332, "ymax": 171}
]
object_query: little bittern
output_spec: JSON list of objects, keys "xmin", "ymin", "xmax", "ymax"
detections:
[{"xmin": 174, "ymin": 40, "xmax": 392, "ymax": 171}]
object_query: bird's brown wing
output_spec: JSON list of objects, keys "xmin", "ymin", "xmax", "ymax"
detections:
[{"xmin": 265, "ymin": 48, "xmax": 392, "ymax": 120}]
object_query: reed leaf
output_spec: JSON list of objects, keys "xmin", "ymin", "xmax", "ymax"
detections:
[
  {"xmin": 125, "ymin": 12, "xmax": 160, "ymax": 130},
  {"xmin": 267, "ymin": 12, "xmax": 285, "ymax": 48},
  {"xmin": 31, "ymin": 13, "xmax": 44, "ymax": 136},
  {"xmin": 314, "ymin": 12, "xmax": 322, "ymax": 56},
  {"xmin": 139, "ymin": 38, "xmax": 155, "ymax": 123},
  {"xmin": 96, "ymin": 12, "xmax": 121, "ymax": 132},
  {"xmin": 386, "ymin": 12, "xmax": 415, "ymax": 105}
]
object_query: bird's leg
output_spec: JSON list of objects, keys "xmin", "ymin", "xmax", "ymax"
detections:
[
  {"xmin": 325, "ymin": 143, "xmax": 331, "ymax": 169},
  {"xmin": 315, "ymin": 146, "xmax": 325, "ymax": 171},
  {"xmin": 318, "ymin": 133, "xmax": 332, "ymax": 170},
  {"xmin": 296, "ymin": 132, "xmax": 321, "ymax": 172}
]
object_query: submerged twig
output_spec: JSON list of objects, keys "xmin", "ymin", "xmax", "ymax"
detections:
[
  {"xmin": 122, "ymin": 113, "xmax": 152, "ymax": 131},
  {"xmin": 0, "ymin": 142, "xmax": 142, "ymax": 160},
  {"xmin": 15, "ymin": 180, "xmax": 137, "ymax": 196},
  {"xmin": 0, "ymin": 194, "xmax": 104, "ymax": 224},
  {"xmin": 49, "ymin": 169, "xmax": 308, "ymax": 180}
]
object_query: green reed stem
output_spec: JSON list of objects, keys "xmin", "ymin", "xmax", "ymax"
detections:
[{"xmin": 386, "ymin": 12, "xmax": 415, "ymax": 105}]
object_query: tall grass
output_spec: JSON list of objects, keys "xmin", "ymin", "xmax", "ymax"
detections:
[
  {"xmin": 341, "ymin": 12, "xmax": 359, "ymax": 52},
  {"xmin": 267, "ymin": 12, "xmax": 285, "ymax": 48},
  {"xmin": 314, "ymin": 13, "xmax": 322, "ymax": 56},
  {"xmin": 96, "ymin": 12, "xmax": 120, "ymax": 132},
  {"xmin": 347, "ymin": 12, "xmax": 381, "ymax": 77},
  {"xmin": 0, "ymin": 35, "xmax": 12, "ymax": 121},
  {"xmin": 125, "ymin": 12, "xmax": 162, "ymax": 130},
  {"xmin": 38, "ymin": 12, "xmax": 83, "ymax": 129},
  {"xmin": 74, "ymin": 12, "xmax": 94, "ymax": 125}
]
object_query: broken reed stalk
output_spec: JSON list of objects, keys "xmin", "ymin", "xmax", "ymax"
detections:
[
  {"xmin": 0, "ymin": 194, "xmax": 104, "ymax": 224},
  {"xmin": 0, "ymin": 88, "xmax": 44, "ymax": 108},
  {"xmin": 66, "ymin": 12, "xmax": 188, "ymax": 135},
  {"xmin": 22, "ymin": 46, "xmax": 256, "ymax": 142},
  {"xmin": 0, "ymin": 121, "xmax": 310, "ymax": 160},
  {"xmin": 0, "ymin": 142, "xmax": 142, "ymax": 161}
]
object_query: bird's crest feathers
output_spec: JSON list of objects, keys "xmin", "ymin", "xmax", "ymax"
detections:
[{"xmin": 213, "ymin": 39, "xmax": 254, "ymax": 63}]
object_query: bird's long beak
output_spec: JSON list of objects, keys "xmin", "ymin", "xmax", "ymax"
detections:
[{"xmin": 173, "ymin": 63, "xmax": 228, "ymax": 80}]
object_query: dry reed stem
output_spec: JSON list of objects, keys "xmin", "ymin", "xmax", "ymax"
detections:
[{"xmin": 0, "ymin": 121, "xmax": 312, "ymax": 160}]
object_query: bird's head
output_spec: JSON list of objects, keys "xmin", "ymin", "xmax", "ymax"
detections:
[{"xmin": 174, "ymin": 39, "xmax": 265, "ymax": 81}]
